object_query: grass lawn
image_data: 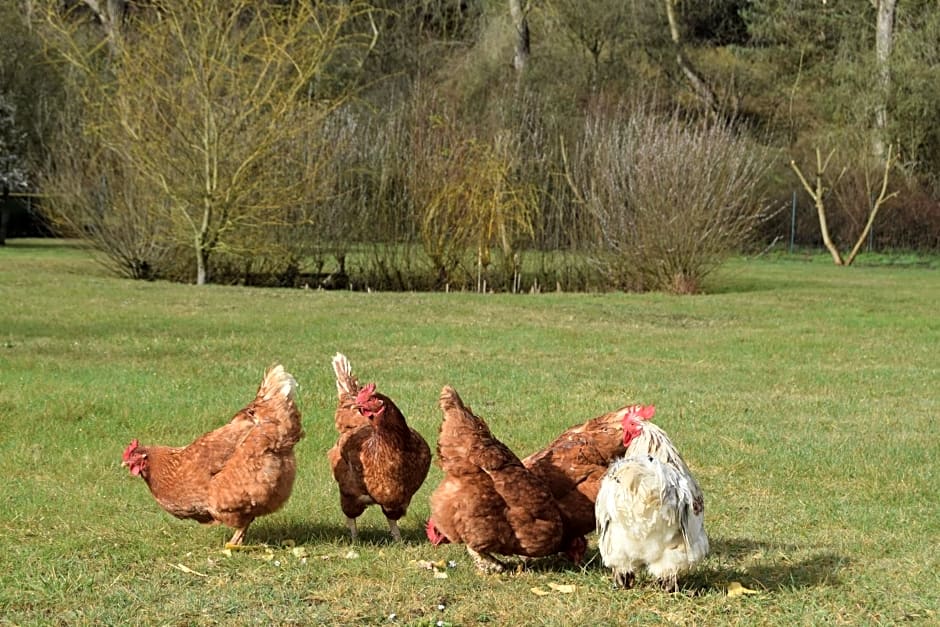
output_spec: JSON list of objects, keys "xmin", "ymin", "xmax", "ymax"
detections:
[{"xmin": 0, "ymin": 239, "xmax": 937, "ymax": 625}]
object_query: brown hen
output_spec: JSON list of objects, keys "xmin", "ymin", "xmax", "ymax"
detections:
[
  {"xmin": 427, "ymin": 386, "xmax": 580, "ymax": 572},
  {"xmin": 121, "ymin": 364, "xmax": 304, "ymax": 546},
  {"xmin": 328, "ymin": 355, "xmax": 431, "ymax": 541},
  {"xmin": 521, "ymin": 404, "xmax": 639, "ymax": 546}
]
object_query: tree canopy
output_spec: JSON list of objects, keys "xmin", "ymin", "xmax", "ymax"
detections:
[{"xmin": 3, "ymin": 0, "xmax": 937, "ymax": 289}]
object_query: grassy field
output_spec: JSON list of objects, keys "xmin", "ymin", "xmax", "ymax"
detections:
[{"xmin": 0, "ymin": 239, "xmax": 937, "ymax": 626}]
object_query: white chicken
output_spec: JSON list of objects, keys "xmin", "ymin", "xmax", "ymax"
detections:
[{"xmin": 595, "ymin": 404, "xmax": 708, "ymax": 591}]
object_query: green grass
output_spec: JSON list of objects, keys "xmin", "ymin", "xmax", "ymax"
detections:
[{"xmin": 1, "ymin": 239, "xmax": 938, "ymax": 625}]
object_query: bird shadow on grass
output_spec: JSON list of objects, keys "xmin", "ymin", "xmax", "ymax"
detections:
[
  {"xmin": 250, "ymin": 520, "xmax": 434, "ymax": 547},
  {"xmin": 681, "ymin": 536, "xmax": 849, "ymax": 595},
  {"xmin": 519, "ymin": 554, "xmax": 599, "ymax": 574},
  {"xmin": 249, "ymin": 521, "xmax": 349, "ymax": 545},
  {"xmin": 559, "ymin": 538, "xmax": 848, "ymax": 595}
]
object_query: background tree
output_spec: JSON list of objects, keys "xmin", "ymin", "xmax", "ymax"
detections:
[
  {"xmin": 41, "ymin": 0, "xmax": 376, "ymax": 284},
  {"xmin": 544, "ymin": 0, "xmax": 634, "ymax": 95},
  {"xmin": 75, "ymin": 0, "xmax": 127, "ymax": 56},
  {"xmin": 790, "ymin": 144, "xmax": 899, "ymax": 267},
  {"xmin": 873, "ymin": 0, "xmax": 896, "ymax": 162},
  {"xmin": 508, "ymin": 0, "xmax": 530, "ymax": 73},
  {"xmin": 12, "ymin": 0, "xmax": 939, "ymax": 293},
  {"xmin": 0, "ymin": 2, "xmax": 66, "ymax": 243},
  {"xmin": 567, "ymin": 105, "xmax": 773, "ymax": 293},
  {"xmin": 0, "ymin": 96, "xmax": 29, "ymax": 245},
  {"xmin": 664, "ymin": 0, "xmax": 719, "ymax": 115}
]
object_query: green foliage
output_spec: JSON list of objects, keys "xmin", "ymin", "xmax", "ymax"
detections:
[
  {"xmin": 38, "ymin": 0, "xmax": 376, "ymax": 284},
  {"xmin": 1, "ymin": 241, "xmax": 939, "ymax": 624},
  {"xmin": 0, "ymin": 2, "xmax": 66, "ymax": 184}
]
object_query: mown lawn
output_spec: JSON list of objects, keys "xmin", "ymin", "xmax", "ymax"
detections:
[{"xmin": 0, "ymin": 239, "xmax": 937, "ymax": 625}]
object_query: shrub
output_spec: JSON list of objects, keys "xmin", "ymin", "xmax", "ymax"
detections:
[
  {"xmin": 39, "ymin": 125, "xmax": 173, "ymax": 280},
  {"xmin": 570, "ymin": 104, "xmax": 775, "ymax": 293}
]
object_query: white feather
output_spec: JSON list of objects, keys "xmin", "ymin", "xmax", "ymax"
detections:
[
  {"xmin": 261, "ymin": 364, "xmax": 297, "ymax": 401},
  {"xmin": 332, "ymin": 352, "xmax": 358, "ymax": 397},
  {"xmin": 596, "ymin": 420, "xmax": 708, "ymax": 587}
]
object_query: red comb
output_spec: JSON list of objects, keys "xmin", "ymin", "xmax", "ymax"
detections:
[
  {"xmin": 426, "ymin": 519, "xmax": 449, "ymax": 546},
  {"xmin": 625, "ymin": 404, "xmax": 656, "ymax": 421},
  {"xmin": 355, "ymin": 383, "xmax": 376, "ymax": 406},
  {"xmin": 122, "ymin": 439, "xmax": 140, "ymax": 461}
]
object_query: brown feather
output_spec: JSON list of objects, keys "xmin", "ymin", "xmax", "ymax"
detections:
[
  {"xmin": 522, "ymin": 405, "xmax": 634, "ymax": 540},
  {"xmin": 124, "ymin": 365, "xmax": 303, "ymax": 543},
  {"xmin": 430, "ymin": 386, "xmax": 564, "ymax": 560},
  {"xmin": 328, "ymin": 378, "xmax": 431, "ymax": 532},
  {"xmin": 332, "ymin": 353, "xmax": 368, "ymax": 434}
]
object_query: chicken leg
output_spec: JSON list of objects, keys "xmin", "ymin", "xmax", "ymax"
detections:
[
  {"xmin": 345, "ymin": 517, "xmax": 359, "ymax": 541},
  {"xmin": 346, "ymin": 517, "xmax": 402, "ymax": 542},
  {"xmin": 387, "ymin": 519, "xmax": 402, "ymax": 541},
  {"xmin": 467, "ymin": 548, "xmax": 507, "ymax": 574},
  {"xmin": 225, "ymin": 521, "xmax": 253, "ymax": 547},
  {"xmin": 614, "ymin": 570, "xmax": 636, "ymax": 589}
]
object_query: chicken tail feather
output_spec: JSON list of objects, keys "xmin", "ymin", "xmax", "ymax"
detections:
[
  {"xmin": 259, "ymin": 364, "xmax": 297, "ymax": 402},
  {"xmin": 439, "ymin": 385, "xmax": 466, "ymax": 413},
  {"xmin": 332, "ymin": 353, "xmax": 360, "ymax": 398}
]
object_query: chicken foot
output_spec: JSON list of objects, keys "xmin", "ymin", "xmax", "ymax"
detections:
[
  {"xmin": 614, "ymin": 570, "xmax": 636, "ymax": 589},
  {"xmin": 226, "ymin": 523, "xmax": 251, "ymax": 548},
  {"xmin": 467, "ymin": 547, "xmax": 507, "ymax": 574}
]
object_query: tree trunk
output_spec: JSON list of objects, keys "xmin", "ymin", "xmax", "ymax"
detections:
[
  {"xmin": 24, "ymin": 0, "xmax": 34, "ymax": 31},
  {"xmin": 509, "ymin": 0, "xmax": 530, "ymax": 73},
  {"xmin": 0, "ymin": 186, "xmax": 9, "ymax": 246},
  {"xmin": 873, "ymin": 0, "xmax": 896, "ymax": 162},
  {"xmin": 664, "ymin": 0, "xmax": 718, "ymax": 115},
  {"xmin": 590, "ymin": 45, "xmax": 601, "ymax": 95},
  {"xmin": 196, "ymin": 243, "xmax": 209, "ymax": 285},
  {"xmin": 196, "ymin": 196, "xmax": 212, "ymax": 285},
  {"xmin": 790, "ymin": 149, "xmax": 845, "ymax": 265},
  {"xmin": 81, "ymin": 0, "xmax": 127, "ymax": 57},
  {"xmin": 812, "ymin": 190, "xmax": 845, "ymax": 266}
]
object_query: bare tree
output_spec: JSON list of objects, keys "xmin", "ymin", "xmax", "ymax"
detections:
[
  {"xmin": 42, "ymin": 0, "xmax": 376, "ymax": 284},
  {"xmin": 873, "ymin": 0, "xmax": 896, "ymax": 163},
  {"xmin": 566, "ymin": 105, "xmax": 772, "ymax": 293},
  {"xmin": 790, "ymin": 145, "xmax": 898, "ymax": 266},
  {"xmin": 41, "ymin": 126, "xmax": 175, "ymax": 279},
  {"xmin": 547, "ymin": 0, "xmax": 632, "ymax": 94},
  {"xmin": 509, "ymin": 0, "xmax": 530, "ymax": 73}
]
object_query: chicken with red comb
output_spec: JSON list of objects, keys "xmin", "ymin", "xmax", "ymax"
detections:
[
  {"xmin": 428, "ymin": 385, "xmax": 582, "ymax": 572},
  {"xmin": 596, "ymin": 404, "xmax": 709, "ymax": 590},
  {"xmin": 328, "ymin": 354, "xmax": 431, "ymax": 541},
  {"xmin": 121, "ymin": 365, "xmax": 304, "ymax": 547}
]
